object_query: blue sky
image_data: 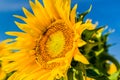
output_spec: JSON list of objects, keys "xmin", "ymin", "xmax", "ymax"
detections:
[{"xmin": 0, "ymin": 0, "xmax": 120, "ymax": 61}]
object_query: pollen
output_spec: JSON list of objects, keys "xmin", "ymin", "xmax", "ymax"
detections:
[{"xmin": 46, "ymin": 31, "xmax": 65, "ymax": 57}]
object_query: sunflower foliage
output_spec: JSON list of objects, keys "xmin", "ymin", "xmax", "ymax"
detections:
[{"xmin": 66, "ymin": 7, "xmax": 120, "ymax": 80}]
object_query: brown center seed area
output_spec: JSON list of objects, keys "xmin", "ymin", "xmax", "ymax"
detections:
[{"xmin": 36, "ymin": 21, "xmax": 74, "ymax": 62}]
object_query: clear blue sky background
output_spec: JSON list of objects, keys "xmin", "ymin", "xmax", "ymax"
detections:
[{"xmin": 0, "ymin": 0, "xmax": 120, "ymax": 61}]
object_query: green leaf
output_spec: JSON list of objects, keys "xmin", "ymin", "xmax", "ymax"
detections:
[
  {"xmin": 67, "ymin": 68, "xmax": 74, "ymax": 80},
  {"xmin": 86, "ymin": 69, "xmax": 109, "ymax": 80},
  {"xmin": 74, "ymin": 63, "xmax": 85, "ymax": 80},
  {"xmin": 95, "ymin": 76, "xmax": 109, "ymax": 80},
  {"xmin": 109, "ymin": 70, "xmax": 120, "ymax": 80},
  {"xmin": 86, "ymin": 69, "xmax": 99, "ymax": 78},
  {"xmin": 74, "ymin": 68, "xmax": 83, "ymax": 80},
  {"xmin": 68, "ymin": 61, "xmax": 85, "ymax": 80}
]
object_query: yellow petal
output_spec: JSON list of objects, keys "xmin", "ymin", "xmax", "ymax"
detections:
[
  {"xmin": 22, "ymin": 7, "xmax": 33, "ymax": 18},
  {"xmin": 30, "ymin": 0, "xmax": 51, "ymax": 27},
  {"xmin": 55, "ymin": 0, "xmax": 70, "ymax": 20},
  {"xmin": 85, "ymin": 19, "xmax": 96, "ymax": 30},
  {"xmin": 5, "ymin": 32, "xmax": 25, "ymax": 37},
  {"xmin": 13, "ymin": 15, "xmax": 26, "ymax": 22},
  {"xmin": 74, "ymin": 48, "xmax": 89, "ymax": 64},
  {"xmin": 0, "ymin": 69, "xmax": 6, "ymax": 80},
  {"xmin": 43, "ymin": 0, "xmax": 60, "ymax": 19},
  {"xmin": 77, "ymin": 39, "xmax": 86, "ymax": 47},
  {"xmin": 14, "ymin": 22, "xmax": 40, "ymax": 37},
  {"xmin": 75, "ymin": 21, "xmax": 88, "ymax": 35},
  {"xmin": 63, "ymin": 0, "xmax": 71, "ymax": 20},
  {"xmin": 108, "ymin": 63, "xmax": 117, "ymax": 74},
  {"xmin": 70, "ymin": 4, "xmax": 77, "ymax": 24}
]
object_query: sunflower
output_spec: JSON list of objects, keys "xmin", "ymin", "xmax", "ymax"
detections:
[
  {"xmin": 0, "ymin": 41, "xmax": 6, "ymax": 79},
  {"xmin": 1, "ymin": 0, "xmax": 89, "ymax": 79},
  {"xmin": 0, "ymin": 39, "xmax": 13, "ymax": 79}
]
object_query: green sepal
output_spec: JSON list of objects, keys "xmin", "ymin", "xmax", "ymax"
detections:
[
  {"xmin": 101, "ymin": 31, "xmax": 111, "ymax": 44},
  {"xmin": 67, "ymin": 60, "xmax": 86, "ymax": 80},
  {"xmin": 77, "ymin": 5, "xmax": 92, "ymax": 22},
  {"xmin": 74, "ymin": 63, "xmax": 84, "ymax": 80},
  {"xmin": 82, "ymin": 27, "xmax": 103, "ymax": 42}
]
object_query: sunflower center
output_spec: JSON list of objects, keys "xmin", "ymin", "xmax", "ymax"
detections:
[
  {"xmin": 46, "ymin": 31, "xmax": 65, "ymax": 57},
  {"xmin": 35, "ymin": 20, "xmax": 74, "ymax": 67}
]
